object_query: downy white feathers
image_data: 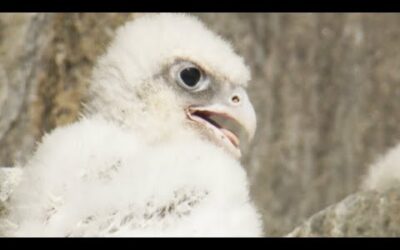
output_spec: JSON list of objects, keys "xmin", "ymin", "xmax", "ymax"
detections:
[{"xmin": 3, "ymin": 13, "xmax": 263, "ymax": 237}]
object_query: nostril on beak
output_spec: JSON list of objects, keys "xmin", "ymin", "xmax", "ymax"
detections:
[{"xmin": 231, "ymin": 95, "xmax": 241, "ymax": 105}]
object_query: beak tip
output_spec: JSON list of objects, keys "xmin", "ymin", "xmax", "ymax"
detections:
[
  {"xmin": 246, "ymin": 109, "xmax": 257, "ymax": 143},
  {"xmin": 247, "ymin": 126, "xmax": 256, "ymax": 143}
]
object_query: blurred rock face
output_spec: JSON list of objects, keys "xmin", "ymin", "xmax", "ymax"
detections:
[
  {"xmin": 0, "ymin": 13, "xmax": 400, "ymax": 236},
  {"xmin": 288, "ymin": 186, "xmax": 400, "ymax": 237},
  {"xmin": 0, "ymin": 13, "xmax": 135, "ymax": 166}
]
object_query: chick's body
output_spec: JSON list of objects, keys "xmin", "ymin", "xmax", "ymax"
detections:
[
  {"xmin": 7, "ymin": 117, "xmax": 261, "ymax": 236},
  {"xmin": 4, "ymin": 13, "xmax": 263, "ymax": 237}
]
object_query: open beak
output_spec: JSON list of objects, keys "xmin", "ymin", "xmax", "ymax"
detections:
[{"xmin": 185, "ymin": 88, "xmax": 256, "ymax": 159}]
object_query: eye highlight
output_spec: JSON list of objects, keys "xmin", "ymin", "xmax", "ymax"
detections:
[{"xmin": 172, "ymin": 61, "xmax": 210, "ymax": 92}]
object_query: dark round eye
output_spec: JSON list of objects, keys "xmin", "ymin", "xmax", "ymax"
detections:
[
  {"xmin": 172, "ymin": 62, "xmax": 210, "ymax": 92},
  {"xmin": 179, "ymin": 67, "xmax": 201, "ymax": 88}
]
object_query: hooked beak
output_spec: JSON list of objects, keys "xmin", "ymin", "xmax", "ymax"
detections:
[{"xmin": 186, "ymin": 88, "xmax": 256, "ymax": 159}]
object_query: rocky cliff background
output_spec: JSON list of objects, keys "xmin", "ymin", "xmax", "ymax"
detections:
[{"xmin": 1, "ymin": 13, "xmax": 400, "ymax": 236}]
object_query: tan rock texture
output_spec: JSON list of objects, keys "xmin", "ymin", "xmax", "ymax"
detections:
[
  {"xmin": 288, "ymin": 186, "xmax": 400, "ymax": 237},
  {"xmin": 1, "ymin": 13, "xmax": 400, "ymax": 236}
]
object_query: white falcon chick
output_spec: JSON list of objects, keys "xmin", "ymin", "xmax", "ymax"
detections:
[
  {"xmin": 362, "ymin": 143, "xmax": 400, "ymax": 192},
  {"xmin": 3, "ymin": 13, "xmax": 263, "ymax": 237}
]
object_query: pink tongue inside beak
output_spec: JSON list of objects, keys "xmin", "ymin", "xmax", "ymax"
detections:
[
  {"xmin": 220, "ymin": 128, "xmax": 240, "ymax": 148},
  {"xmin": 187, "ymin": 107, "xmax": 242, "ymax": 155}
]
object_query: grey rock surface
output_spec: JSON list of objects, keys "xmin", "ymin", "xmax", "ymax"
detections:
[
  {"xmin": 0, "ymin": 167, "xmax": 22, "ymax": 203},
  {"xmin": 0, "ymin": 167, "xmax": 22, "ymax": 235},
  {"xmin": 288, "ymin": 186, "xmax": 400, "ymax": 237}
]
